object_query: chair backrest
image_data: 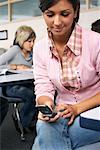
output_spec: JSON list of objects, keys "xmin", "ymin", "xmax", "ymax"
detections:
[
  {"xmin": 0, "ymin": 96, "xmax": 9, "ymax": 125},
  {"xmin": 1, "ymin": 86, "xmax": 23, "ymax": 103},
  {"xmin": 0, "ymin": 48, "xmax": 7, "ymax": 55}
]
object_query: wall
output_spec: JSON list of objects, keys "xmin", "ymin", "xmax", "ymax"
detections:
[
  {"xmin": 79, "ymin": 10, "xmax": 100, "ymax": 29},
  {"xmin": 0, "ymin": 10, "xmax": 100, "ymax": 49},
  {"xmin": 0, "ymin": 16, "xmax": 47, "ymax": 49}
]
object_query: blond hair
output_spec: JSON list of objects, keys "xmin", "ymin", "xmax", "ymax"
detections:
[{"xmin": 14, "ymin": 25, "xmax": 36, "ymax": 48}]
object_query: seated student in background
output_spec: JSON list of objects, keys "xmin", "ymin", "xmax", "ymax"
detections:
[
  {"xmin": 32, "ymin": 0, "xmax": 100, "ymax": 150},
  {"xmin": 0, "ymin": 25, "xmax": 37, "ymax": 132},
  {"xmin": 91, "ymin": 19, "xmax": 100, "ymax": 33}
]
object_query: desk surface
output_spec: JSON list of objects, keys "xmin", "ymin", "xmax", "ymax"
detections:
[
  {"xmin": 80, "ymin": 106, "xmax": 100, "ymax": 131},
  {"xmin": 80, "ymin": 106, "xmax": 100, "ymax": 120},
  {"xmin": 0, "ymin": 71, "xmax": 34, "ymax": 86}
]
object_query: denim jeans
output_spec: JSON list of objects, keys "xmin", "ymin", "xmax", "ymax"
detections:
[
  {"xmin": 6, "ymin": 83, "xmax": 36, "ymax": 127},
  {"xmin": 32, "ymin": 117, "xmax": 100, "ymax": 150}
]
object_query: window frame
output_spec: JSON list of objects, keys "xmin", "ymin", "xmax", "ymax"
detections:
[
  {"xmin": 0, "ymin": 30, "xmax": 8, "ymax": 40},
  {"xmin": 0, "ymin": 0, "xmax": 100, "ymax": 23}
]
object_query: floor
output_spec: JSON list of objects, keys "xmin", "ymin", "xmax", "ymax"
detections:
[{"xmin": 0, "ymin": 104, "xmax": 36, "ymax": 150}]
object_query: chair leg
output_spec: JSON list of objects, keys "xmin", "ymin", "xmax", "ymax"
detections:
[{"xmin": 13, "ymin": 103, "xmax": 25, "ymax": 141}]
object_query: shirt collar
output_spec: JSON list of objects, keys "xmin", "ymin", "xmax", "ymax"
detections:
[
  {"xmin": 48, "ymin": 24, "xmax": 82, "ymax": 56},
  {"xmin": 67, "ymin": 24, "xmax": 82, "ymax": 56}
]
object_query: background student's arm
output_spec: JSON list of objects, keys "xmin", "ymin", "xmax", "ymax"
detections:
[
  {"xmin": 10, "ymin": 64, "xmax": 31, "ymax": 70},
  {"xmin": 0, "ymin": 46, "xmax": 19, "ymax": 65}
]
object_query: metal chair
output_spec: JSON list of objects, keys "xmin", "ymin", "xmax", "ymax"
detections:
[
  {"xmin": 0, "ymin": 48, "xmax": 7, "ymax": 55},
  {"xmin": 1, "ymin": 87, "xmax": 25, "ymax": 141},
  {"xmin": 0, "ymin": 96, "xmax": 9, "ymax": 126}
]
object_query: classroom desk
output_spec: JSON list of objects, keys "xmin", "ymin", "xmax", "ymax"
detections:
[
  {"xmin": 0, "ymin": 71, "xmax": 34, "ymax": 86},
  {"xmin": 80, "ymin": 106, "xmax": 100, "ymax": 131},
  {"xmin": 0, "ymin": 70, "xmax": 34, "ymax": 98}
]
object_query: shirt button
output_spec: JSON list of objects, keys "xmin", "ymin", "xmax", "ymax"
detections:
[{"xmin": 73, "ymin": 94, "xmax": 77, "ymax": 99}]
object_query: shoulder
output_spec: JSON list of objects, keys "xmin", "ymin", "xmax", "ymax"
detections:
[
  {"xmin": 82, "ymin": 27, "xmax": 100, "ymax": 41},
  {"xmin": 33, "ymin": 36, "xmax": 50, "ymax": 63},
  {"xmin": 33, "ymin": 36, "xmax": 49, "ymax": 54},
  {"xmin": 34, "ymin": 37, "xmax": 48, "ymax": 48},
  {"xmin": 8, "ymin": 45, "xmax": 21, "ymax": 52},
  {"xmin": 81, "ymin": 27, "xmax": 100, "ymax": 62},
  {"xmin": 82, "ymin": 27, "xmax": 100, "ymax": 50},
  {"xmin": 7, "ymin": 45, "xmax": 21, "ymax": 57}
]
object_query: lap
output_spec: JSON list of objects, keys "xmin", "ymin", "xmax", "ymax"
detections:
[
  {"xmin": 35, "ymin": 117, "xmax": 100, "ymax": 149},
  {"xmin": 68, "ymin": 117, "xmax": 100, "ymax": 149}
]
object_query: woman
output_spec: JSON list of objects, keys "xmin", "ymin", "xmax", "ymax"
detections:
[
  {"xmin": 32, "ymin": 0, "xmax": 100, "ymax": 150},
  {"xmin": 0, "ymin": 25, "xmax": 37, "ymax": 131}
]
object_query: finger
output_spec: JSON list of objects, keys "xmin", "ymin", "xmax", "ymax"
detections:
[
  {"xmin": 68, "ymin": 115, "xmax": 75, "ymax": 126},
  {"xmin": 61, "ymin": 109, "xmax": 71, "ymax": 117},
  {"xmin": 56, "ymin": 103, "xmax": 67, "ymax": 111},
  {"xmin": 38, "ymin": 116, "xmax": 50, "ymax": 121},
  {"xmin": 62, "ymin": 112, "xmax": 72, "ymax": 118},
  {"xmin": 38, "ymin": 112, "xmax": 50, "ymax": 121},
  {"xmin": 48, "ymin": 112, "xmax": 60, "ymax": 122}
]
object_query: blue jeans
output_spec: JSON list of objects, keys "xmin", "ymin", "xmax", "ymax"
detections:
[
  {"xmin": 32, "ymin": 117, "xmax": 100, "ymax": 150},
  {"xmin": 6, "ymin": 84, "xmax": 36, "ymax": 127}
]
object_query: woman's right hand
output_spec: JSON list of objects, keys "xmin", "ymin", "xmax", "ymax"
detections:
[
  {"xmin": 37, "ymin": 96, "xmax": 60, "ymax": 122},
  {"xmin": 9, "ymin": 64, "xmax": 17, "ymax": 70},
  {"xmin": 38, "ymin": 109, "xmax": 60, "ymax": 122}
]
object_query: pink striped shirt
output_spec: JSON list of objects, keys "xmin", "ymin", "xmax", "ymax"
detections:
[{"xmin": 33, "ymin": 24, "xmax": 100, "ymax": 104}]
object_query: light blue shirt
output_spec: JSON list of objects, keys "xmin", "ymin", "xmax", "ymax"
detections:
[{"xmin": 0, "ymin": 45, "xmax": 32, "ymax": 67}]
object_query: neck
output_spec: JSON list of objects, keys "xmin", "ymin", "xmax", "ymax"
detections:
[
  {"xmin": 54, "ymin": 35, "xmax": 67, "ymax": 45},
  {"xmin": 22, "ymin": 49, "xmax": 30, "ymax": 58},
  {"xmin": 53, "ymin": 29, "xmax": 72, "ymax": 46},
  {"xmin": 53, "ymin": 35, "xmax": 68, "ymax": 54},
  {"xmin": 53, "ymin": 36, "xmax": 67, "ymax": 60}
]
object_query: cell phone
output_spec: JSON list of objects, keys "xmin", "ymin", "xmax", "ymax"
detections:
[{"xmin": 36, "ymin": 105, "xmax": 57, "ymax": 118}]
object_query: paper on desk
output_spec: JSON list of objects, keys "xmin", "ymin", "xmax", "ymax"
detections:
[
  {"xmin": 0, "ymin": 69, "xmax": 33, "ymax": 76},
  {"xmin": 0, "ymin": 68, "xmax": 8, "ymax": 75}
]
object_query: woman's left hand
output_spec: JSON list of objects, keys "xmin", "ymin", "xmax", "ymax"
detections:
[
  {"xmin": 10, "ymin": 64, "xmax": 31, "ymax": 70},
  {"xmin": 56, "ymin": 103, "xmax": 78, "ymax": 125}
]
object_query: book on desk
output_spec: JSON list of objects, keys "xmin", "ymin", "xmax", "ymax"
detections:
[
  {"xmin": 0, "ymin": 68, "xmax": 33, "ymax": 76},
  {"xmin": 80, "ymin": 106, "xmax": 100, "ymax": 131},
  {"xmin": 0, "ymin": 69, "xmax": 18, "ymax": 76}
]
